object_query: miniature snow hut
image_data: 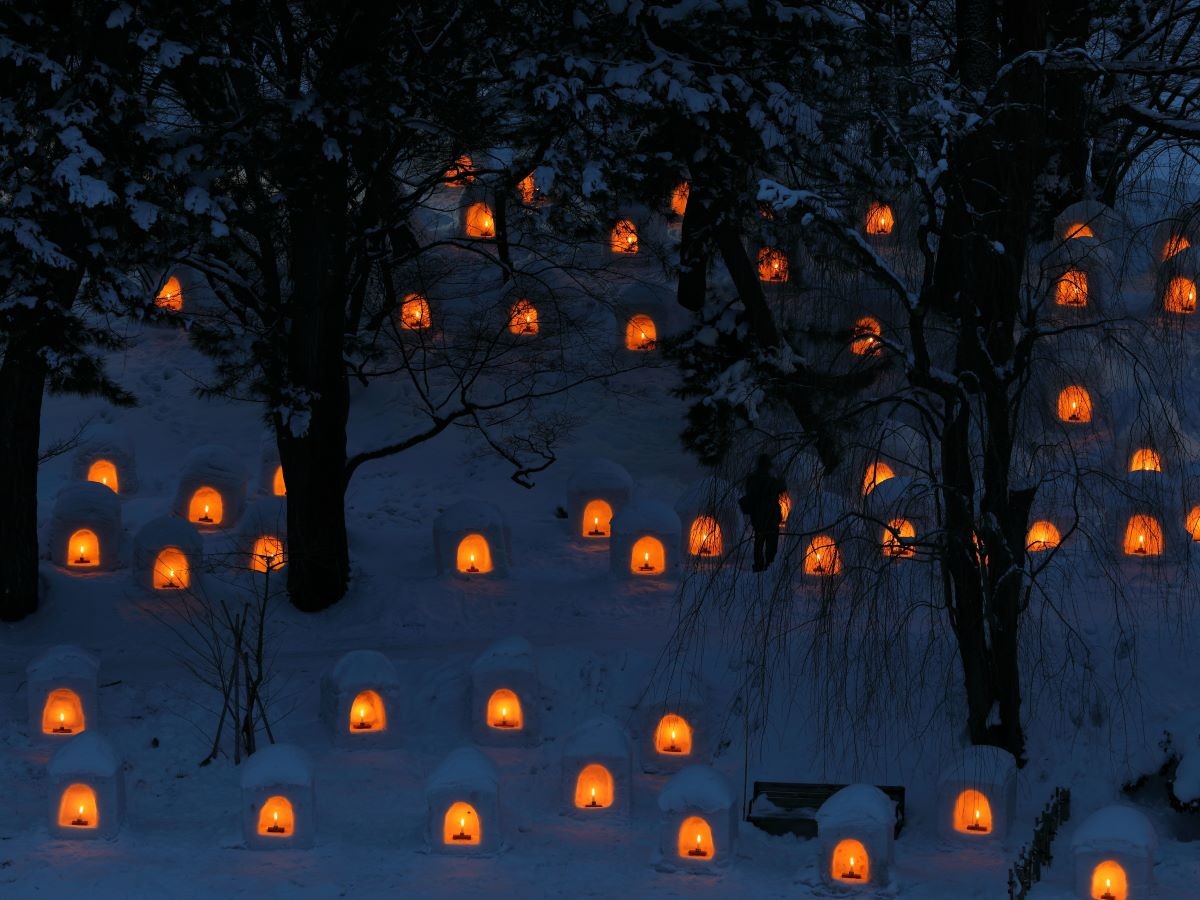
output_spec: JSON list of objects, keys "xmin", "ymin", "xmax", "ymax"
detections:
[
  {"xmin": 239, "ymin": 498, "xmax": 288, "ymax": 574},
  {"xmin": 132, "ymin": 515, "xmax": 203, "ymax": 592},
  {"xmin": 470, "ymin": 636, "xmax": 538, "ymax": 746},
  {"xmin": 47, "ymin": 732, "xmax": 124, "ymax": 840},
  {"xmin": 1071, "ymin": 805, "xmax": 1157, "ymax": 900},
  {"xmin": 47, "ymin": 482, "xmax": 122, "ymax": 572},
  {"xmin": 756, "ymin": 245, "xmax": 790, "ymax": 283},
  {"xmin": 27, "ymin": 645, "xmax": 99, "ymax": 740},
  {"xmin": 817, "ymin": 784, "xmax": 896, "ymax": 889},
  {"xmin": 433, "ymin": 499, "xmax": 512, "ymax": 577},
  {"xmin": 1157, "ymin": 246, "xmax": 1200, "ymax": 316},
  {"xmin": 172, "ymin": 444, "xmax": 249, "ymax": 530},
  {"xmin": 936, "ymin": 745, "xmax": 1017, "ymax": 841},
  {"xmin": 320, "ymin": 650, "xmax": 401, "ymax": 749},
  {"xmin": 675, "ymin": 477, "xmax": 738, "ymax": 561},
  {"xmin": 656, "ymin": 765, "xmax": 738, "ymax": 870},
  {"xmin": 561, "ymin": 715, "xmax": 633, "ymax": 817},
  {"xmin": 426, "ymin": 747, "xmax": 501, "ymax": 855},
  {"xmin": 70, "ymin": 425, "xmax": 138, "ymax": 494},
  {"xmin": 566, "ymin": 458, "xmax": 634, "ymax": 543},
  {"xmin": 1053, "ymin": 200, "xmax": 1122, "ymax": 245},
  {"xmin": 241, "ymin": 744, "xmax": 315, "ymax": 850},
  {"xmin": 641, "ymin": 686, "xmax": 707, "ymax": 774},
  {"xmin": 610, "ymin": 500, "xmax": 682, "ymax": 579}
]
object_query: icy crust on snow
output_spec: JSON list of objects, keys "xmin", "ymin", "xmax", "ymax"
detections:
[
  {"xmin": 562, "ymin": 715, "xmax": 631, "ymax": 760},
  {"xmin": 426, "ymin": 747, "xmax": 499, "ymax": 795},
  {"xmin": 47, "ymin": 732, "xmax": 120, "ymax": 777},
  {"xmin": 816, "ymin": 784, "xmax": 895, "ymax": 829},
  {"xmin": 433, "ymin": 499, "xmax": 507, "ymax": 533},
  {"xmin": 50, "ymin": 481, "xmax": 122, "ymax": 525},
  {"xmin": 565, "ymin": 458, "xmax": 634, "ymax": 494},
  {"xmin": 469, "ymin": 636, "xmax": 535, "ymax": 675},
  {"xmin": 26, "ymin": 644, "xmax": 100, "ymax": 682},
  {"xmin": 240, "ymin": 744, "xmax": 314, "ymax": 789},
  {"xmin": 657, "ymin": 765, "xmax": 734, "ymax": 813},
  {"xmin": 1070, "ymin": 805, "xmax": 1157, "ymax": 854},
  {"xmin": 328, "ymin": 650, "xmax": 400, "ymax": 690},
  {"xmin": 938, "ymin": 745, "xmax": 1018, "ymax": 785},
  {"xmin": 177, "ymin": 444, "xmax": 250, "ymax": 485},
  {"xmin": 610, "ymin": 499, "xmax": 682, "ymax": 536},
  {"xmin": 133, "ymin": 515, "xmax": 203, "ymax": 554}
]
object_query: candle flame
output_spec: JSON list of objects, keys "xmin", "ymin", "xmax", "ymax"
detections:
[
  {"xmin": 359, "ymin": 706, "xmax": 366, "ymax": 721},
  {"xmin": 60, "ymin": 711, "xmax": 65, "ymax": 723},
  {"xmin": 849, "ymin": 856, "xmax": 855, "ymax": 869},
  {"xmin": 273, "ymin": 811, "xmax": 279, "ymax": 824},
  {"xmin": 696, "ymin": 833, "xmax": 702, "ymax": 846},
  {"xmin": 79, "ymin": 804, "xmax": 85, "ymax": 816},
  {"xmin": 591, "ymin": 786, "xmax": 596, "ymax": 798},
  {"xmin": 460, "ymin": 816, "xmax": 466, "ymax": 829}
]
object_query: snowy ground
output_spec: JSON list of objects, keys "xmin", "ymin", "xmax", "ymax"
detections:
[{"xmin": 1, "ymin": 320, "xmax": 1198, "ymax": 898}]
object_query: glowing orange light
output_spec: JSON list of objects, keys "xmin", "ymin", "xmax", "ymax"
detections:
[
  {"xmin": 953, "ymin": 789, "xmax": 993, "ymax": 834},
  {"xmin": 87, "ymin": 459, "xmax": 119, "ymax": 493},
  {"xmin": 1065, "ymin": 222, "xmax": 1094, "ymax": 239},
  {"xmin": 862, "ymin": 460, "xmax": 895, "ymax": 495},
  {"xmin": 1164, "ymin": 276, "xmax": 1197, "ymax": 313},
  {"xmin": 58, "ymin": 784, "xmax": 98, "ymax": 829},
  {"xmin": 257, "ymin": 796, "xmax": 294, "ymax": 836},
  {"xmin": 624, "ymin": 314, "xmax": 656, "ymax": 350},
  {"xmin": 250, "ymin": 535, "xmax": 286, "ymax": 572},
  {"xmin": 456, "ymin": 534, "xmax": 493, "ymax": 574},
  {"xmin": 582, "ymin": 499, "xmax": 613, "ymax": 537},
  {"xmin": 272, "ymin": 465, "xmax": 286, "ymax": 496},
  {"xmin": 688, "ymin": 516, "xmax": 723, "ymax": 556},
  {"xmin": 67, "ymin": 529, "xmax": 100, "ymax": 568},
  {"xmin": 1123, "ymin": 514, "xmax": 1163, "ymax": 556},
  {"xmin": 882, "ymin": 518, "xmax": 916, "ymax": 558},
  {"xmin": 1055, "ymin": 269, "xmax": 1088, "ymax": 307},
  {"xmin": 670, "ymin": 182, "xmax": 690, "ymax": 217},
  {"xmin": 574, "ymin": 764, "xmax": 614, "ymax": 809},
  {"xmin": 42, "ymin": 688, "xmax": 85, "ymax": 735},
  {"xmin": 465, "ymin": 202, "xmax": 496, "ymax": 238},
  {"xmin": 1162, "ymin": 234, "xmax": 1190, "ymax": 261},
  {"xmin": 803, "ymin": 534, "xmax": 842, "ymax": 576},
  {"xmin": 1056, "ymin": 386, "xmax": 1092, "ymax": 423},
  {"xmin": 509, "ymin": 298, "xmax": 539, "ymax": 335},
  {"xmin": 155, "ymin": 275, "xmax": 183, "ymax": 311},
  {"xmin": 756, "ymin": 247, "xmax": 789, "ymax": 282},
  {"xmin": 400, "ymin": 293, "xmax": 432, "ymax": 330},
  {"xmin": 349, "ymin": 690, "xmax": 385, "ymax": 732},
  {"xmin": 865, "ymin": 203, "xmax": 894, "ymax": 235},
  {"xmin": 153, "ymin": 546, "xmax": 190, "ymax": 590},
  {"xmin": 1025, "ymin": 520, "xmax": 1061, "ymax": 552},
  {"xmin": 610, "ymin": 219, "xmax": 639, "ymax": 254},
  {"xmin": 654, "ymin": 714, "xmax": 692, "ymax": 755},
  {"xmin": 188, "ymin": 486, "xmax": 223, "ymax": 525},
  {"xmin": 677, "ymin": 816, "xmax": 714, "ymax": 859}
]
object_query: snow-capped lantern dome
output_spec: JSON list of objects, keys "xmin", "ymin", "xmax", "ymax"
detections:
[
  {"xmin": 1053, "ymin": 200, "xmax": 1124, "ymax": 246},
  {"xmin": 860, "ymin": 476, "xmax": 933, "ymax": 563},
  {"xmin": 237, "ymin": 498, "xmax": 288, "ymax": 576},
  {"xmin": 655, "ymin": 765, "xmax": 738, "ymax": 871},
  {"xmin": 1039, "ymin": 236, "xmax": 1115, "ymax": 321},
  {"xmin": 46, "ymin": 482, "xmax": 122, "ymax": 573},
  {"xmin": 1149, "ymin": 205, "xmax": 1200, "ymax": 266},
  {"xmin": 27, "ymin": 645, "xmax": 99, "ymax": 742},
  {"xmin": 861, "ymin": 197, "xmax": 901, "ymax": 244},
  {"xmin": 609, "ymin": 499, "xmax": 682, "ymax": 580},
  {"xmin": 240, "ymin": 744, "xmax": 315, "ymax": 850},
  {"xmin": 1155, "ymin": 246, "xmax": 1200, "ymax": 319},
  {"xmin": 47, "ymin": 732, "xmax": 125, "ymax": 840},
  {"xmin": 1070, "ymin": 805, "xmax": 1157, "ymax": 900},
  {"xmin": 816, "ymin": 784, "xmax": 897, "ymax": 889},
  {"xmin": 565, "ymin": 458, "xmax": 634, "ymax": 544},
  {"xmin": 605, "ymin": 205, "xmax": 666, "ymax": 264},
  {"xmin": 69, "ymin": 424, "xmax": 138, "ymax": 495},
  {"xmin": 320, "ymin": 650, "xmax": 401, "ymax": 750},
  {"xmin": 432, "ymin": 499, "xmax": 512, "ymax": 578},
  {"xmin": 425, "ymin": 747, "xmax": 501, "ymax": 855},
  {"xmin": 459, "ymin": 184, "xmax": 498, "ymax": 241},
  {"xmin": 171, "ymin": 444, "xmax": 250, "ymax": 530},
  {"xmin": 614, "ymin": 284, "xmax": 675, "ymax": 353},
  {"xmin": 640, "ymin": 683, "xmax": 708, "ymax": 775},
  {"xmin": 842, "ymin": 418, "xmax": 928, "ymax": 499},
  {"xmin": 150, "ymin": 264, "xmax": 210, "ymax": 315},
  {"xmin": 793, "ymin": 491, "xmax": 854, "ymax": 581},
  {"xmin": 675, "ymin": 477, "xmax": 739, "ymax": 563},
  {"xmin": 258, "ymin": 435, "xmax": 285, "ymax": 497},
  {"xmin": 935, "ymin": 745, "xmax": 1018, "ymax": 842},
  {"xmin": 470, "ymin": 637, "xmax": 538, "ymax": 746},
  {"xmin": 132, "ymin": 515, "xmax": 203, "ymax": 593},
  {"xmin": 561, "ymin": 715, "xmax": 633, "ymax": 818}
]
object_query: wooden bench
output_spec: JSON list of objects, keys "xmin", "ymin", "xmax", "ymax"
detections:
[{"xmin": 746, "ymin": 781, "xmax": 906, "ymax": 839}]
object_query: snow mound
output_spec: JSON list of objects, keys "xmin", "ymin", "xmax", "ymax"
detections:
[
  {"xmin": 940, "ymin": 745, "xmax": 1018, "ymax": 784},
  {"xmin": 426, "ymin": 747, "xmax": 499, "ymax": 795},
  {"xmin": 328, "ymin": 650, "xmax": 400, "ymax": 689},
  {"xmin": 178, "ymin": 444, "xmax": 249, "ymax": 483},
  {"xmin": 470, "ymin": 636, "xmax": 535, "ymax": 675},
  {"xmin": 657, "ymin": 765, "xmax": 734, "ymax": 813},
  {"xmin": 1070, "ymin": 805, "xmax": 1157, "ymax": 854},
  {"xmin": 611, "ymin": 499, "xmax": 681, "ymax": 535},
  {"xmin": 132, "ymin": 515, "xmax": 203, "ymax": 554},
  {"xmin": 1174, "ymin": 738, "xmax": 1200, "ymax": 804},
  {"xmin": 48, "ymin": 732, "xmax": 120, "ymax": 777},
  {"xmin": 566, "ymin": 458, "xmax": 634, "ymax": 494},
  {"xmin": 563, "ymin": 715, "xmax": 631, "ymax": 760},
  {"xmin": 51, "ymin": 481, "xmax": 121, "ymax": 523},
  {"xmin": 70, "ymin": 424, "xmax": 139, "ymax": 492},
  {"xmin": 816, "ymin": 784, "xmax": 895, "ymax": 829},
  {"xmin": 27, "ymin": 644, "xmax": 100, "ymax": 681},
  {"xmin": 434, "ymin": 499, "xmax": 507, "ymax": 532},
  {"xmin": 240, "ymin": 744, "xmax": 314, "ymax": 789}
]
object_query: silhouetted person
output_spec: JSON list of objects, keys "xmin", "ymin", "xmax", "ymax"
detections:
[{"xmin": 741, "ymin": 454, "xmax": 786, "ymax": 572}]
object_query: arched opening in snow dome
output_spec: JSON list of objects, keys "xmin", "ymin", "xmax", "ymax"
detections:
[
  {"xmin": 155, "ymin": 275, "xmax": 183, "ymax": 311},
  {"xmin": 400, "ymin": 293, "xmax": 432, "ymax": 330},
  {"xmin": 188, "ymin": 486, "xmax": 224, "ymax": 526},
  {"xmin": 1164, "ymin": 276, "xmax": 1197, "ymax": 314},
  {"xmin": 445, "ymin": 154, "xmax": 473, "ymax": 186},
  {"xmin": 349, "ymin": 689, "xmax": 386, "ymax": 733},
  {"xmin": 831, "ymin": 838, "xmax": 870, "ymax": 883},
  {"xmin": 67, "ymin": 529, "xmax": 100, "ymax": 568},
  {"xmin": 1055, "ymin": 269, "xmax": 1088, "ymax": 307},
  {"xmin": 508, "ymin": 298, "xmax": 538, "ymax": 335},
  {"xmin": 670, "ymin": 182, "xmax": 689, "ymax": 217},
  {"xmin": 803, "ymin": 534, "xmax": 842, "ymax": 576},
  {"xmin": 610, "ymin": 219, "xmax": 639, "ymax": 254},
  {"xmin": 272, "ymin": 465, "xmax": 286, "ymax": 496},
  {"xmin": 630, "ymin": 536, "xmax": 665, "ymax": 574},
  {"xmin": 153, "ymin": 546, "xmax": 191, "ymax": 590},
  {"xmin": 250, "ymin": 535, "xmax": 286, "ymax": 572},
  {"xmin": 882, "ymin": 518, "xmax": 916, "ymax": 558},
  {"xmin": 654, "ymin": 713, "xmax": 692, "ymax": 756},
  {"xmin": 582, "ymin": 499, "xmax": 613, "ymax": 537},
  {"xmin": 862, "ymin": 460, "xmax": 895, "ymax": 495},
  {"xmin": 257, "ymin": 795, "xmax": 294, "ymax": 837},
  {"xmin": 624, "ymin": 314, "xmax": 656, "ymax": 351},
  {"xmin": 953, "ymin": 789, "xmax": 993, "ymax": 834},
  {"xmin": 58, "ymin": 783, "xmax": 99, "ymax": 829},
  {"xmin": 756, "ymin": 247, "xmax": 789, "ymax": 282},
  {"xmin": 486, "ymin": 688, "xmax": 522, "ymax": 730},
  {"xmin": 850, "ymin": 316, "xmax": 883, "ymax": 356},
  {"xmin": 1064, "ymin": 222, "xmax": 1094, "ymax": 239},
  {"xmin": 87, "ymin": 459, "xmax": 119, "ymax": 493},
  {"xmin": 443, "ymin": 801, "xmax": 480, "ymax": 845},
  {"xmin": 456, "ymin": 533, "xmax": 493, "ymax": 574},
  {"xmin": 1057, "ymin": 385, "xmax": 1092, "ymax": 423},
  {"xmin": 574, "ymin": 763, "xmax": 614, "ymax": 809},
  {"xmin": 1187, "ymin": 506, "xmax": 1200, "ymax": 541},
  {"xmin": 865, "ymin": 202, "xmax": 894, "ymax": 235},
  {"xmin": 1162, "ymin": 233, "xmax": 1190, "ymax": 261},
  {"xmin": 518, "ymin": 173, "xmax": 536, "ymax": 204},
  {"xmin": 42, "ymin": 688, "xmax": 85, "ymax": 735},
  {"xmin": 1123, "ymin": 514, "xmax": 1163, "ymax": 556},
  {"xmin": 465, "ymin": 201, "xmax": 495, "ymax": 238},
  {"xmin": 1091, "ymin": 860, "xmax": 1128, "ymax": 900},
  {"xmin": 1129, "ymin": 448, "xmax": 1162, "ymax": 472},
  {"xmin": 1026, "ymin": 521, "xmax": 1061, "ymax": 552},
  {"xmin": 778, "ymin": 491, "xmax": 792, "ymax": 527},
  {"xmin": 677, "ymin": 815, "xmax": 714, "ymax": 859},
  {"xmin": 687, "ymin": 516, "xmax": 723, "ymax": 557}
]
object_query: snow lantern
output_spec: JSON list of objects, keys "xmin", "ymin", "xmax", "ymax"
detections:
[
  {"xmin": 936, "ymin": 745, "xmax": 1017, "ymax": 842},
  {"xmin": 47, "ymin": 732, "xmax": 124, "ymax": 840},
  {"xmin": 47, "ymin": 482, "xmax": 122, "ymax": 573},
  {"xmin": 172, "ymin": 444, "xmax": 249, "ymax": 530},
  {"xmin": 240, "ymin": 744, "xmax": 315, "ymax": 850},
  {"xmin": 864, "ymin": 201, "xmax": 896, "ymax": 237},
  {"xmin": 655, "ymin": 765, "xmax": 738, "ymax": 870},
  {"xmin": 426, "ymin": 747, "xmax": 501, "ymax": 855},
  {"xmin": 1026, "ymin": 518, "xmax": 1064, "ymax": 553},
  {"xmin": 561, "ymin": 715, "xmax": 633, "ymax": 817},
  {"xmin": 1150, "ymin": 208, "xmax": 1199, "ymax": 263},
  {"xmin": 816, "ymin": 784, "xmax": 896, "ymax": 889},
  {"xmin": 507, "ymin": 297, "xmax": 540, "ymax": 336},
  {"xmin": 70, "ymin": 425, "xmax": 138, "ymax": 495},
  {"xmin": 432, "ymin": 499, "xmax": 512, "ymax": 578},
  {"xmin": 609, "ymin": 217, "xmax": 640, "ymax": 256},
  {"xmin": 610, "ymin": 500, "xmax": 682, "ymax": 579},
  {"xmin": 320, "ymin": 650, "xmax": 401, "ymax": 749},
  {"xmin": 463, "ymin": 200, "xmax": 496, "ymax": 239},
  {"xmin": 154, "ymin": 272, "xmax": 185, "ymax": 311},
  {"xmin": 470, "ymin": 636, "xmax": 538, "ymax": 746},
  {"xmin": 565, "ymin": 458, "xmax": 634, "ymax": 543},
  {"xmin": 675, "ymin": 477, "xmax": 739, "ymax": 562},
  {"xmin": 849, "ymin": 315, "xmax": 884, "ymax": 357},
  {"xmin": 27, "ymin": 645, "xmax": 99, "ymax": 740},
  {"xmin": 641, "ymin": 687, "xmax": 707, "ymax": 774},
  {"xmin": 132, "ymin": 515, "xmax": 203, "ymax": 592},
  {"xmin": 1070, "ymin": 805, "xmax": 1157, "ymax": 900},
  {"xmin": 615, "ymin": 284, "xmax": 674, "ymax": 352},
  {"xmin": 1041, "ymin": 237, "xmax": 1114, "ymax": 318},
  {"xmin": 238, "ymin": 498, "xmax": 288, "ymax": 574},
  {"xmin": 258, "ymin": 436, "xmax": 285, "ymax": 497},
  {"xmin": 1120, "ymin": 510, "xmax": 1168, "ymax": 559},
  {"xmin": 1053, "ymin": 200, "xmax": 1122, "ymax": 245},
  {"xmin": 670, "ymin": 181, "xmax": 689, "ymax": 218},
  {"xmin": 398, "ymin": 292, "xmax": 433, "ymax": 331},
  {"xmin": 862, "ymin": 476, "xmax": 930, "ymax": 561},
  {"xmin": 793, "ymin": 491, "xmax": 853, "ymax": 580},
  {"xmin": 1156, "ymin": 246, "xmax": 1200, "ymax": 316},
  {"xmin": 756, "ymin": 246, "xmax": 790, "ymax": 283}
]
